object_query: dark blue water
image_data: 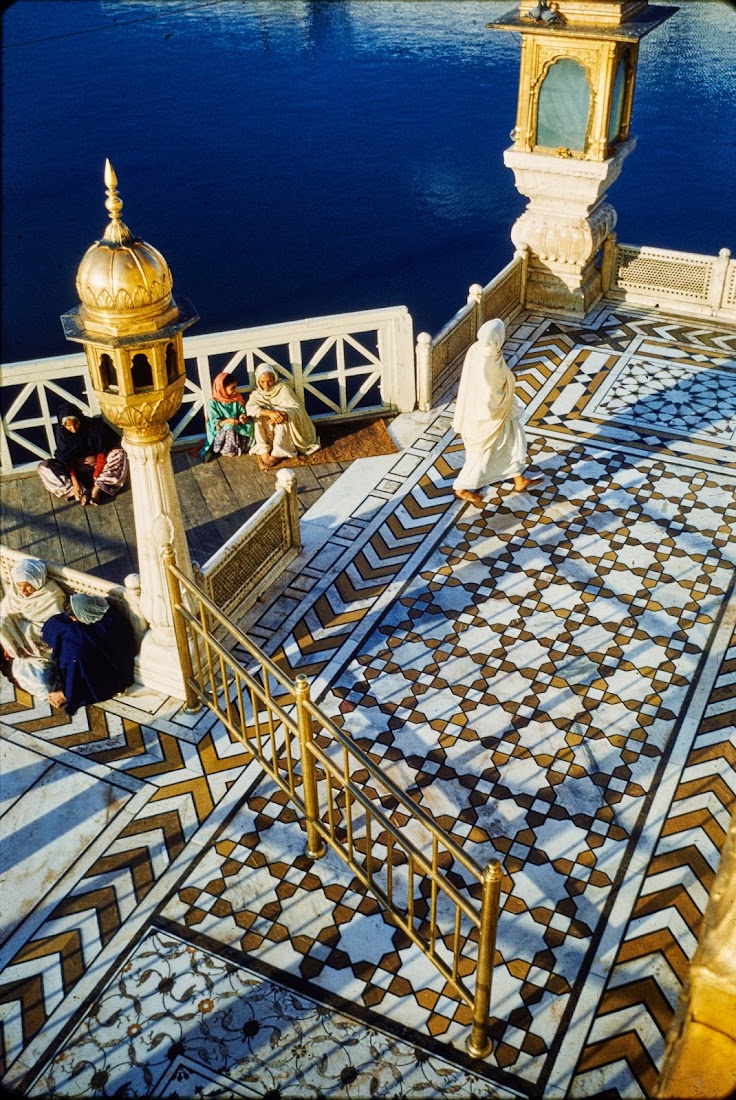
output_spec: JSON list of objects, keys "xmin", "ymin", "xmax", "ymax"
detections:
[{"xmin": 3, "ymin": 0, "xmax": 735, "ymax": 363}]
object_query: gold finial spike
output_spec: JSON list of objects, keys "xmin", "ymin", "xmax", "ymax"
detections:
[
  {"xmin": 104, "ymin": 158, "xmax": 123, "ymax": 223},
  {"xmin": 102, "ymin": 158, "xmax": 132, "ymax": 244}
]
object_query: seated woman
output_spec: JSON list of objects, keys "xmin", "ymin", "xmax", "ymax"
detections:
[
  {"xmin": 246, "ymin": 364, "xmax": 320, "ymax": 469},
  {"xmin": 201, "ymin": 372, "xmax": 253, "ymax": 461},
  {"xmin": 37, "ymin": 401, "xmax": 128, "ymax": 506},
  {"xmin": 42, "ymin": 593, "xmax": 137, "ymax": 716},
  {"xmin": 0, "ymin": 558, "xmax": 66, "ymax": 700}
]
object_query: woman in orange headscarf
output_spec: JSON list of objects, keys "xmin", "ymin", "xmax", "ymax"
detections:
[{"xmin": 200, "ymin": 372, "xmax": 253, "ymax": 461}]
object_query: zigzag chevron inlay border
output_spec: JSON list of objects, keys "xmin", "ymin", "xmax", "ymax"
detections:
[{"xmin": 569, "ymin": 625, "xmax": 736, "ymax": 1098}]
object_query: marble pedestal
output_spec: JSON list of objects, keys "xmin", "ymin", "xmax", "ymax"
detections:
[{"xmin": 505, "ymin": 137, "xmax": 636, "ymax": 317}]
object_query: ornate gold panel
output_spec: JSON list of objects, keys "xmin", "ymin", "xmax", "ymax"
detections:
[{"xmin": 514, "ymin": 35, "xmax": 636, "ymax": 161}]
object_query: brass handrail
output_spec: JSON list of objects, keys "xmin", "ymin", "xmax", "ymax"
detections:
[{"xmin": 163, "ymin": 547, "xmax": 502, "ymax": 1057}]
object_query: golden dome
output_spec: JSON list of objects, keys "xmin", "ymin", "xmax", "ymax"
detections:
[{"xmin": 75, "ymin": 160, "xmax": 178, "ymax": 335}]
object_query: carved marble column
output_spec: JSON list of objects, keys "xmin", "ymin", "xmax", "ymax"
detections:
[
  {"xmin": 123, "ymin": 430, "xmax": 195, "ymax": 698},
  {"xmin": 504, "ymin": 137, "xmax": 636, "ymax": 316},
  {"xmin": 61, "ymin": 161, "xmax": 199, "ymax": 701}
]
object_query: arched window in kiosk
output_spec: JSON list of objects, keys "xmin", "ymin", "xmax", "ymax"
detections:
[
  {"xmin": 535, "ymin": 58, "xmax": 591, "ymax": 153},
  {"xmin": 99, "ymin": 352, "xmax": 118, "ymax": 392},
  {"xmin": 131, "ymin": 352, "xmax": 154, "ymax": 391},
  {"xmin": 165, "ymin": 342, "xmax": 179, "ymax": 384},
  {"xmin": 608, "ymin": 55, "xmax": 627, "ymax": 146}
]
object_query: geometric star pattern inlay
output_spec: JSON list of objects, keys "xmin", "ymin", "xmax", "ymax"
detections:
[{"xmin": 3, "ymin": 304, "xmax": 736, "ymax": 1099}]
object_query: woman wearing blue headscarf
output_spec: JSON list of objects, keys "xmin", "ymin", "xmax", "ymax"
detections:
[{"xmin": 42, "ymin": 593, "xmax": 137, "ymax": 715}]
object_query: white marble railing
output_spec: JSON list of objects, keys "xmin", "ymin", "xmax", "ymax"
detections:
[
  {"xmin": 0, "ymin": 544, "xmax": 147, "ymax": 647},
  {"xmin": 604, "ymin": 239, "xmax": 736, "ymax": 320},
  {"xmin": 0, "ymin": 305, "xmax": 416, "ymax": 473},
  {"xmin": 415, "ymin": 253, "xmax": 526, "ymax": 411}
]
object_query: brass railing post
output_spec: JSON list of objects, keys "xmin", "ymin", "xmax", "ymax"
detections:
[
  {"xmin": 294, "ymin": 674, "xmax": 326, "ymax": 860},
  {"xmin": 161, "ymin": 542, "xmax": 201, "ymax": 714},
  {"xmin": 466, "ymin": 858, "xmax": 503, "ymax": 1059}
]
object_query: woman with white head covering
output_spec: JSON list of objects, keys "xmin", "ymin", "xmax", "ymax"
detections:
[
  {"xmin": 0, "ymin": 558, "xmax": 65, "ymax": 659},
  {"xmin": 452, "ymin": 319, "xmax": 540, "ymax": 506},
  {"xmin": 246, "ymin": 364, "xmax": 320, "ymax": 470},
  {"xmin": 0, "ymin": 558, "xmax": 66, "ymax": 700}
]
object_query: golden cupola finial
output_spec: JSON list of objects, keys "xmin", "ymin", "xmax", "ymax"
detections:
[
  {"xmin": 61, "ymin": 160, "xmax": 199, "ymax": 443},
  {"xmin": 101, "ymin": 158, "xmax": 133, "ymax": 246},
  {"xmin": 73, "ymin": 159, "xmax": 177, "ymax": 335}
]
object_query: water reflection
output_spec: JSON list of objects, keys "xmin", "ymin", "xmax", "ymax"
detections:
[{"xmin": 2, "ymin": 1, "xmax": 735, "ymax": 362}]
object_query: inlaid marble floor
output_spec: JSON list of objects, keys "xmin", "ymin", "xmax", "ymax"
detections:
[{"xmin": 1, "ymin": 304, "xmax": 735, "ymax": 1099}]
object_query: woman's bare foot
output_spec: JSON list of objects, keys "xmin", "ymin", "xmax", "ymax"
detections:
[
  {"xmin": 454, "ymin": 489, "xmax": 485, "ymax": 507},
  {"xmin": 48, "ymin": 690, "xmax": 66, "ymax": 709},
  {"xmin": 512, "ymin": 474, "xmax": 542, "ymax": 492},
  {"xmin": 259, "ymin": 454, "xmax": 280, "ymax": 470}
]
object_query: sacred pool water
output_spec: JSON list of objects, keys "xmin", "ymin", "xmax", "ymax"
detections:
[{"xmin": 2, "ymin": 0, "xmax": 735, "ymax": 363}]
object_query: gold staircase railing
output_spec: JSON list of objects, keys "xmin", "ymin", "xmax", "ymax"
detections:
[{"xmin": 164, "ymin": 545, "xmax": 503, "ymax": 1058}]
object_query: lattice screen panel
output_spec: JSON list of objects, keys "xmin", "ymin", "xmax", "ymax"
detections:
[
  {"xmin": 615, "ymin": 247, "xmax": 712, "ymax": 301},
  {"xmin": 206, "ymin": 506, "xmax": 288, "ymax": 619}
]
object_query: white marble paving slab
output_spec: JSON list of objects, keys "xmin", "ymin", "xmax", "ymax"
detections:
[
  {"xmin": 0, "ymin": 758, "xmax": 132, "ymax": 946},
  {"xmin": 0, "ymin": 741, "xmax": 53, "ymax": 818},
  {"xmin": 388, "ymin": 408, "xmax": 447, "ymax": 451},
  {"xmin": 108, "ymin": 683, "xmax": 172, "ymax": 715},
  {"xmin": 0, "ymin": 725, "xmax": 142, "ymax": 792},
  {"xmin": 300, "ymin": 453, "xmax": 398, "ymax": 542},
  {"xmin": 0, "ymin": 784, "xmax": 152, "ymax": 974}
]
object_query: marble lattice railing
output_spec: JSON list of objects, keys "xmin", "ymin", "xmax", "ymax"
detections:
[
  {"xmin": 603, "ymin": 239, "xmax": 736, "ymax": 321},
  {"xmin": 0, "ymin": 543, "xmax": 147, "ymax": 646},
  {"xmin": 415, "ymin": 252, "xmax": 526, "ymax": 411},
  {"xmin": 195, "ymin": 468, "xmax": 301, "ymax": 627},
  {"xmin": 0, "ymin": 305, "xmax": 416, "ymax": 474}
]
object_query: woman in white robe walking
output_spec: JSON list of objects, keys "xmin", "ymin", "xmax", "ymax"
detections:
[{"xmin": 452, "ymin": 319, "xmax": 539, "ymax": 506}]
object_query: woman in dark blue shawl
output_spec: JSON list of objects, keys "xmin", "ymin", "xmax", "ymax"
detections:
[
  {"xmin": 42, "ymin": 594, "xmax": 136, "ymax": 716},
  {"xmin": 37, "ymin": 401, "xmax": 129, "ymax": 506}
]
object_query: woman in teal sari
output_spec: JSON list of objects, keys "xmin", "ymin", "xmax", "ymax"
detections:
[{"xmin": 201, "ymin": 373, "xmax": 253, "ymax": 461}]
